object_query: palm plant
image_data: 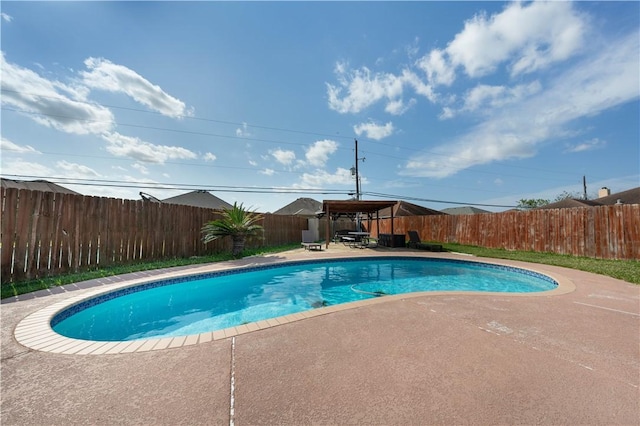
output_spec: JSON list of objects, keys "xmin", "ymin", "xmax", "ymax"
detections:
[{"xmin": 201, "ymin": 202, "xmax": 264, "ymax": 256}]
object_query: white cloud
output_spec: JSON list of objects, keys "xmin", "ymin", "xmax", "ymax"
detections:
[
  {"xmin": 327, "ymin": 62, "xmax": 423, "ymax": 114},
  {"xmin": 305, "ymin": 139, "xmax": 338, "ymax": 167},
  {"xmin": 416, "ymin": 49, "xmax": 456, "ymax": 86},
  {"xmin": 406, "ymin": 37, "xmax": 421, "ymax": 59},
  {"xmin": 204, "ymin": 152, "xmax": 217, "ymax": 161},
  {"xmin": 0, "ymin": 159, "xmax": 53, "ymax": 177},
  {"xmin": 101, "ymin": 132, "xmax": 197, "ymax": 163},
  {"xmin": 329, "ymin": 2, "xmax": 589, "ymax": 119},
  {"xmin": 236, "ymin": 122, "xmax": 251, "ymax": 137},
  {"xmin": 401, "ymin": 30, "xmax": 640, "ymax": 178},
  {"xmin": 1, "ymin": 52, "xmax": 115, "ymax": 135},
  {"xmin": 438, "ymin": 107, "xmax": 454, "ymax": 120},
  {"xmin": 1, "ymin": 13, "xmax": 13, "ymax": 22},
  {"xmin": 297, "ymin": 168, "xmax": 354, "ymax": 187},
  {"xmin": 439, "ymin": 81, "xmax": 542, "ymax": 119},
  {"xmin": 1, "ymin": 137, "xmax": 40, "ymax": 154},
  {"xmin": 260, "ymin": 168, "xmax": 275, "ymax": 176},
  {"xmin": 271, "ymin": 148, "xmax": 296, "ymax": 165},
  {"xmin": 80, "ymin": 57, "xmax": 192, "ymax": 118},
  {"xmin": 248, "ymin": 160, "xmax": 258, "ymax": 166},
  {"xmin": 56, "ymin": 160, "xmax": 101, "ymax": 177},
  {"xmin": 385, "ymin": 98, "xmax": 416, "ymax": 116},
  {"xmin": 326, "ymin": 58, "xmax": 437, "ymax": 116},
  {"xmin": 445, "ymin": 1, "xmax": 586, "ymax": 79},
  {"xmin": 565, "ymin": 138, "xmax": 607, "ymax": 153},
  {"xmin": 353, "ymin": 121, "xmax": 394, "ymax": 140},
  {"xmin": 132, "ymin": 163, "xmax": 150, "ymax": 175}
]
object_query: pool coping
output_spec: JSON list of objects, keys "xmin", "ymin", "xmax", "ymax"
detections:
[{"xmin": 13, "ymin": 251, "xmax": 576, "ymax": 355}]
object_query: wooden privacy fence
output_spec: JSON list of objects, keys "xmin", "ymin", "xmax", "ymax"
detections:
[
  {"xmin": 368, "ymin": 204, "xmax": 639, "ymax": 260},
  {"xmin": 1, "ymin": 188, "xmax": 308, "ymax": 284}
]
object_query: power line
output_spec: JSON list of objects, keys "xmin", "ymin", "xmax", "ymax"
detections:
[
  {"xmin": 362, "ymin": 191, "xmax": 517, "ymax": 208},
  {"xmin": 1, "ymin": 88, "xmax": 356, "ymax": 141},
  {"xmin": 1, "ymin": 89, "xmax": 602, "ymax": 181},
  {"xmin": 1, "ymin": 174, "xmax": 517, "ymax": 208},
  {"xmin": 0, "ymin": 174, "xmax": 350, "ymax": 195},
  {"xmin": 1, "ymin": 106, "xmax": 352, "ymax": 152}
]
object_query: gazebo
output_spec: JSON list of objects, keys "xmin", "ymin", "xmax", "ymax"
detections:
[{"xmin": 321, "ymin": 200, "xmax": 399, "ymax": 248}]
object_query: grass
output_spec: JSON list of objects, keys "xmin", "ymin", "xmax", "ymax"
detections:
[
  {"xmin": 3, "ymin": 241, "xmax": 638, "ymax": 299},
  {"xmin": 441, "ymin": 243, "xmax": 640, "ymax": 284},
  {"xmin": 1, "ymin": 243, "xmax": 300, "ymax": 299}
]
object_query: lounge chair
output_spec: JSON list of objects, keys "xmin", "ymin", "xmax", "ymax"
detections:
[
  {"xmin": 407, "ymin": 230, "xmax": 443, "ymax": 252},
  {"xmin": 301, "ymin": 230, "xmax": 322, "ymax": 251}
]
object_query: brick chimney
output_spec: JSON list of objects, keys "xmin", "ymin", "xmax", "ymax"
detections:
[{"xmin": 598, "ymin": 187, "xmax": 611, "ymax": 198}]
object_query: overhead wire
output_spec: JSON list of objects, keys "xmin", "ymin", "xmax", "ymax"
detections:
[
  {"xmin": 1, "ymin": 88, "xmax": 601, "ymax": 208},
  {"xmin": 1, "ymin": 89, "xmax": 599, "ymax": 181},
  {"xmin": 1, "ymin": 174, "xmax": 518, "ymax": 208}
]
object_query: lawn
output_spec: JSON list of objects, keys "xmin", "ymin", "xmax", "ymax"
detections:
[{"xmin": 442, "ymin": 243, "xmax": 640, "ymax": 285}]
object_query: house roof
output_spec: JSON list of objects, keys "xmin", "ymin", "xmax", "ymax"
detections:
[
  {"xmin": 535, "ymin": 187, "xmax": 640, "ymax": 210},
  {"xmin": 1, "ymin": 178, "xmax": 81, "ymax": 195},
  {"xmin": 535, "ymin": 198, "xmax": 602, "ymax": 210},
  {"xmin": 595, "ymin": 187, "xmax": 640, "ymax": 205},
  {"xmin": 375, "ymin": 200, "xmax": 446, "ymax": 218},
  {"xmin": 162, "ymin": 190, "xmax": 232, "ymax": 210},
  {"xmin": 440, "ymin": 206, "xmax": 491, "ymax": 215},
  {"xmin": 273, "ymin": 198, "xmax": 322, "ymax": 216}
]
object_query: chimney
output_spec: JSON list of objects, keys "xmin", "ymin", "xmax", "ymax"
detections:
[{"xmin": 598, "ymin": 187, "xmax": 610, "ymax": 198}]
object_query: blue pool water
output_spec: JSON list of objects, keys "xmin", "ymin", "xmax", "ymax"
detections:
[{"xmin": 52, "ymin": 257, "xmax": 556, "ymax": 341}]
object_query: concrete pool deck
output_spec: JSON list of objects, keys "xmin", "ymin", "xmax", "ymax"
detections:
[{"xmin": 1, "ymin": 246, "xmax": 639, "ymax": 424}]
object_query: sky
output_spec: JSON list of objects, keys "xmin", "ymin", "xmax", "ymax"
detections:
[{"xmin": 1, "ymin": 1, "xmax": 638, "ymax": 213}]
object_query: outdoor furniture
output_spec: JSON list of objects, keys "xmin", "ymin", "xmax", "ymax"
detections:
[
  {"xmin": 348, "ymin": 231, "xmax": 370, "ymax": 249},
  {"xmin": 341, "ymin": 236, "xmax": 356, "ymax": 247},
  {"xmin": 301, "ymin": 230, "xmax": 322, "ymax": 251},
  {"xmin": 378, "ymin": 233, "xmax": 405, "ymax": 248},
  {"xmin": 407, "ymin": 230, "xmax": 443, "ymax": 252},
  {"xmin": 334, "ymin": 229, "xmax": 354, "ymax": 243}
]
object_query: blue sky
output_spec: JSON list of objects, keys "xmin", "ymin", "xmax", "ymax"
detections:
[{"xmin": 1, "ymin": 1, "xmax": 638, "ymax": 212}]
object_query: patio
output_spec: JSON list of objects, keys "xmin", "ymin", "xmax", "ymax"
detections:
[{"xmin": 1, "ymin": 246, "xmax": 639, "ymax": 424}]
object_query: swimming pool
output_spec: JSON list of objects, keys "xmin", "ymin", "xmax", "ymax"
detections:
[{"xmin": 51, "ymin": 257, "xmax": 557, "ymax": 342}]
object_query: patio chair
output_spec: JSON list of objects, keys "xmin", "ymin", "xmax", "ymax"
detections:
[
  {"xmin": 407, "ymin": 230, "xmax": 443, "ymax": 252},
  {"xmin": 301, "ymin": 230, "xmax": 322, "ymax": 251}
]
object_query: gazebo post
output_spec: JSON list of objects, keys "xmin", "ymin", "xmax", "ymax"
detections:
[
  {"xmin": 390, "ymin": 206, "xmax": 395, "ymax": 247},
  {"xmin": 325, "ymin": 205, "xmax": 331, "ymax": 249}
]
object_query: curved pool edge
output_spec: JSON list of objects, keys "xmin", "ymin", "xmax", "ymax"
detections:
[{"xmin": 14, "ymin": 252, "xmax": 576, "ymax": 355}]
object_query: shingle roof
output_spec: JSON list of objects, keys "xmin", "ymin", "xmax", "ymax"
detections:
[
  {"xmin": 1, "ymin": 178, "xmax": 81, "ymax": 195},
  {"xmin": 535, "ymin": 198, "xmax": 602, "ymax": 210},
  {"xmin": 273, "ymin": 198, "xmax": 322, "ymax": 216},
  {"xmin": 162, "ymin": 190, "xmax": 232, "ymax": 210},
  {"xmin": 440, "ymin": 206, "xmax": 492, "ymax": 215},
  {"xmin": 373, "ymin": 201, "xmax": 446, "ymax": 218},
  {"xmin": 535, "ymin": 187, "xmax": 640, "ymax": 210},
  {"xmin": 595, "ymin": 187, "xmax": 640, "ymax": 205}
]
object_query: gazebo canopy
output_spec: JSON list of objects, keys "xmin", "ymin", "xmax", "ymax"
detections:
[
  {"xmin": 321, "ymin": 200, "xmax": 399, "ymax": 247},
  {"xmin": 321, "ymin": 199, "xmax": 398, "ymax": 214}
]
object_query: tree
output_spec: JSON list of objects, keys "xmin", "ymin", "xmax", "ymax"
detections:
[
  {"xmin": 516, "ymin": 198, "xmax": 550, "ymax": 209},
  {"xmin": 201, "ymin": 202, "xmax": 264, "ymax": 256},
  {"xmin": 554, "ymin": 190, "xmax": 585, "ymax": 202}
]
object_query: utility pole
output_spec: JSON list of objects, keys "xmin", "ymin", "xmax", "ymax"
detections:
[
  {"xmin": 583, "ymin": 175, "xmax": 587, "ymax": 200},
  {"xmin": 354, "ymin": 139, "xmax": 360, "ymax": 200},
  {"xmin": 352, "ymin": 139, "xmax": 365, "ymax": 200}
]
